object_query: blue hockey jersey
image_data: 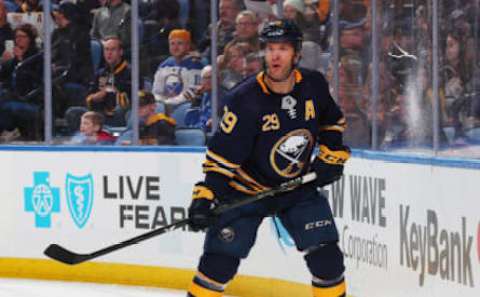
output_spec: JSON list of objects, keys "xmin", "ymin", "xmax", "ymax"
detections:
[
  {"xmin": 152, "ymin": 54, "xmax": 204, "ymax": 106},
  {"xmin": 203, "ymin": 68, "xmax": 346, "ymax": 196}
]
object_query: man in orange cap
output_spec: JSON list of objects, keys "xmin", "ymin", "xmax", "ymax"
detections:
[{"xmin": 152, "ymin": 29, "xmax": 204, "ymax": 112}]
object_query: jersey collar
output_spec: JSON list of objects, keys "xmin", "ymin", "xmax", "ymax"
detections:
[{"xmin": 256, "ymin": 69, "xmax": 303, "ymax": 95}]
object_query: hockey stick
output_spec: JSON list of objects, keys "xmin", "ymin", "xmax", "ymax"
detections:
[{"xmin": 44, "ymin": 172, "xmax": 317, "ymax": 265}]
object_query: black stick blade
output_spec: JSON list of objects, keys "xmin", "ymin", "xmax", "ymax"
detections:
[{"xmin": 44, "ymin": 244, "xmax": 89, "ymax": 265}]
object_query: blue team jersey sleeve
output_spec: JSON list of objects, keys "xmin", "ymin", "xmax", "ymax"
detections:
[
  {"xmin": 207, "ymin": 90, "xmax": 259, "ymax": 166},
  {"xmin": 201, "ymin": 86, "xmax": 261, "ymax": 196},
  {"xmin": 314, "ymin": 73, "xmax": 346, "ymax": 146}
]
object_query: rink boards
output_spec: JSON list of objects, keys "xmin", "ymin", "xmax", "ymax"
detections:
[{"xmin": 0, "ymin": 146, "xmax": 479, "ymax": 297}]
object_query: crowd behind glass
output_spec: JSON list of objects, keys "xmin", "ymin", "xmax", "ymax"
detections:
[{"xmin": 0, "ymin": 0, "xmax": 479, "ymax": 158}]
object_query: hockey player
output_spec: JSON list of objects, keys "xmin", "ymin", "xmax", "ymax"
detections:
[{"xmin": 187, "ymin": 19, "xmax": 350, "ymax": 297}]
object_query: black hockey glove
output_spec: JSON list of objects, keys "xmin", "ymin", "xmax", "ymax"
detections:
[
  {"xmin": 188, "ymin": 182, "xmax": 218, "ymax": 232},
  {"xmin": 311, "ymin": 145, "xmax": 351, "ymax": 187}
]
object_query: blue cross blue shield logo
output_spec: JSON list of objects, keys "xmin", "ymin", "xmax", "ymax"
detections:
[
  {"xmin": 24, "ymin": 172, "xmax": 60, "ymax": 228},
  {"xmin": 65, "ymin": 173, "xmax": 94, "ymax": 229}
]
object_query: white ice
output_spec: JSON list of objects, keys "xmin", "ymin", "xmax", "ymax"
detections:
[{"xmin": 0, "ymin": 278, "xmax": 186, "ymax": 297}]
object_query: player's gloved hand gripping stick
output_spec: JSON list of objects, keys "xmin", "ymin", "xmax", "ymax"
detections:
[
  {"xmin": 311, "ymin": 145, "xmax": 350, "ymax": 187},
  {"xmin": 44, "ymin": 172, "xmax": 317, "ymax": 265},
  {"xmin": 188, "ymin": 182, "xmax": 218, "ymax": 231}
]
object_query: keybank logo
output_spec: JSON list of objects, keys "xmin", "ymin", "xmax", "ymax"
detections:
[
  {"xmin": 66, "ymin": 173, "xmax": 94, "ymax": 229},
  {"xmin": 399, "ymin": 205, "xmax": 474, "ymax": 288},
  {"xmin": 24, "ymin": 172, "xmax": 60, "ymax": 228}
]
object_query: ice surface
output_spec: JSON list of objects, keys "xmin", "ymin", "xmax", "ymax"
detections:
[{"xmin": 0, "ymin": 278, "xmax": 186, "ymax": 297}]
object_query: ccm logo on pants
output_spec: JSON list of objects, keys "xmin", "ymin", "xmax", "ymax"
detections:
[{"xmin": 305, "ymin": 220, "xmax": 332, "ymax": 230}]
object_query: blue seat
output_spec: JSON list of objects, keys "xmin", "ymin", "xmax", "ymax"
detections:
[
  {"xmin": 184, "ymin": 108, "xmax": 200, "ymax": 127},
  {"xmin": 155, "ymin": 101, "xmax": 166, "ymax": 114},
  {"xmin": 465, "ymin": 127, "xmax": 480, "ymax": 143},
  {"xmin": 171, "ymin": 102, "xmax": 191, "ymax": 128},
  {"xmin": 175, "ymin": 128, "xmax": 206, "ymax": 146},
  {"xmin": 90, "ymin": 39, "xmax": 103, "ymax": 73},
  {"xmin": 442, "ymin": 126, "xmax": 455, "ymax": 144},
  {"xmin": 64, "ymin": 106, "xmax": 88, "ymax": 134}
]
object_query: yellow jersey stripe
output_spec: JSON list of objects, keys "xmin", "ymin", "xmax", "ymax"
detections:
[
  {"xmin": 188, "ymin": 282, "xmax": 223, "ymax": 297},
  {"xmin": 113, "ymin": 60, "xmax": 128, "ymax": 75},
  {"xmin": 321, "ymin": 126, "xmax": 345, "ymax": 133},
  {"xmin": 195, "ymin": 272, "xmax": 226, "ymax": 288},
  {"xmin": 192, "ymin": 185, "xmax": 215, "ymax": 201},
  {"xmin": 294, "ymin": 69, "xmax": 303, "ymax": 83},
  {"xmin": 235, "ymin": 168, "xmax": 270, "ymax": 192},
  {"xmin": 206, "ymin": 150, "xmax": 240, "ymax": 169},
  {"xmin": 228, "ymin": 181, "xmax": 260, "ymax": 195},
  {"xmin": 146, "ymin": 113, "xmax": 176, "ymax": 126},
  {"xmin": 256, "ymin": 72, "xmax": 270, "ymax": 95},
  {"xmin": 203, "ymin": 166, "xmax": 235, "ymax": 178},
  {"xmin": 312, "ymin": 280, "xmax": 346, "ymax": 297},
  {"xmin": 256, "ymin": 70, "xmax": 303, "ymax": 95}
]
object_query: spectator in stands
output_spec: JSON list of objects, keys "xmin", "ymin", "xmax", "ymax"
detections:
[
  {"xmin": 314, "ymin": 0, "xmax": 330, "ymax": 24},
  {"xmin": 383, "ymin": 54, "xmax": 449, "ymax": 148},
  {"xmin": 283, "ymin": 0, "xmax": 305, "ymax": 25},
  {"xmin": 74, "ymin": 0, "xmax": 100, "ymax": 30},
  {"xmin": 303, "ymin": 0, "xmax": 330, "ymax": 49},
  {"xmin": 85, "ymin": 36, "xmax": 131, "ymax": 126},
  {"xmin": 69, "ymin": 111, "xmax": 115, "ymax": 145},
  {"xmin": 336, "ymin": 18, "xmax": 370, "ymax": 148},
  {"xmin": 198, "ymin": 0, "xmax": 243, "ymax": 62},
  {"xmin": 232, "ymin": 10, "xmax": 260, "ymax": 52},
  {"xmin": 245, "ymin": 51, "xmax": 262, "ymax": 76},
  {"xmin": 185, "ymin": 65, "xmax": 227, "ymax": 133},
  {"xmin": 362, "ymin": 21, "xmax": 397, "ymax": 147},
  {"xmin": 219, "ymin": 40, "xmax": 254, "ymax": 89},
  {"xmin": 16, "ymin": 0, "xmax": 41, "ymax": 12},
  {"xmin": 466, "ymin": 75, "xmax": 480, "ymax": 130},
  {"xmin": 281, "ymin": 0, "xmax": 330, "ymax": 50},
  {"xmin": 51, "ymin": 2, "xmax": 93, "ymax": 114},
  {"xmin": 189, "ymin": 0, "xmax": 210, "ymax": 44},
  {"xmin": 91, "ymin": 0, "xmax": 131, "ymax": 50},
  {"xmin": 244, "ymin": 0, "xmax": 276, "ymax": 21},
  {"xmin": 0, "ymin": 1, "xmax": 13, "ymax": 56},
  {"xmin": 115, "ymin": 90, "xmax": 176, "ymax": 145},
  {"xmin": 442, "ymin": 29, "xmax": 472, "ymax": 144},
  {"xmin": 298, "ymin": 40, "xmax": 325, "ymax": 73},
  {"xmin": 283, "ymin": 0, "xmax": 328, "ymax": 47},
  {"xmin": 152, "ymin": 29, "xmax": 203, "ymax": 112},
  {"xmin": 0, "ymin": 23, "xmax": 42, "ymax": 141},
  {"xmin": 142, "ymin": 0, "xmax": 182, "ymax": 77}
]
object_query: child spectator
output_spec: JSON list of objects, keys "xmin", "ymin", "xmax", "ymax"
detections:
[{"xmin": 70, "ymin": 111, "xmax": 116, "ymax": 145}]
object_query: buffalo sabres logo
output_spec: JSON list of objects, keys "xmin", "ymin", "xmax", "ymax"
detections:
[
  {"xmin": 219, "ymin": 227, "xmax": 235, "ymax": 242},
  {"xmin": 163, "ymin": 73, "xmax": 184, "ymax": 98},
  {"xmin": 270, "ymin": 129, "xmax": 313, "ymax": 178}
]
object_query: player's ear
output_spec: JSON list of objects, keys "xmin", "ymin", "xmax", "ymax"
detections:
[{"xmin": 294, "ymin": 52, "xmax": 301, "ymax": 65}]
